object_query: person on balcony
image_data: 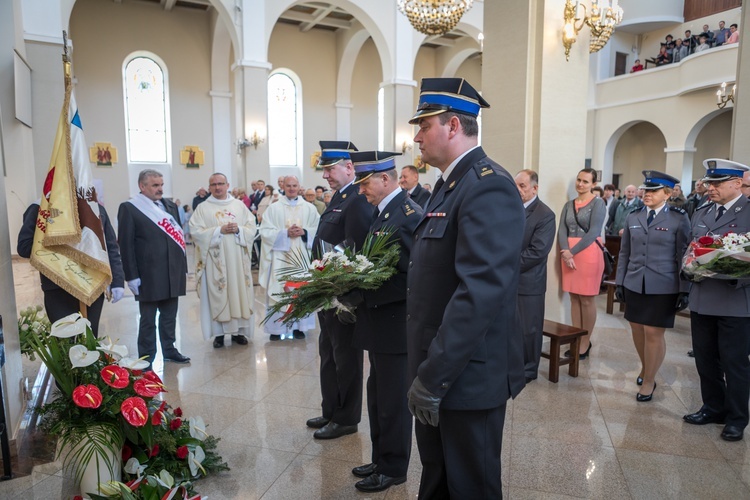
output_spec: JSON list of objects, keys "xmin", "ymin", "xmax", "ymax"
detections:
[
  {"xmin": 630, "ymin": 59, "xmax": 643, "ymax": 73},
  {"xmin": 672, "ymin": 38, "xmax": 688, "ymax": 63},
  {"xmin": 684, "ymin": 30, "xmax": 697, "ymax": 54},
  {"xmin": 663, "ymin": 34, "xmax": 676, "ymax": 55},
  {"xmin": 714, "ymin": 21, "xmax": 731, "ymax": 46},
  {"xmin": 695, "ymin": 35, "xmax": 710, "ymax": 53},
  {"xmin": 655, "ymin": 46, "xmax": 672, "ymax": 66},
  {"xmin": 727, "ymin": 24, "xmax": 740, "ymax": 45},
  {"xmin": 699, "ymin": 24, "xmax": 715, "ymax": 47}
]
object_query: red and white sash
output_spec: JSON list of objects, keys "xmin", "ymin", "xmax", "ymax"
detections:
[{"xmin": 128, "ymin": 193, "xmax": 186, "ymax": 253}]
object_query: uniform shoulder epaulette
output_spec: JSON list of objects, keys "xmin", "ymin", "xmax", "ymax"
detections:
[
  {"xmin": 696, "ymin": 202, "xmax": 714, "ymax": 211},
  {"xmin": 475, "ymin": 164, "xmax": 497, "ymax": 179},
  {"xmin": 403, "ymin": 202, "xmax": 417, "ymax": 216},
  {"xmin": 669, "ymin": 206, "xmax": 687, "ymax": 215}
]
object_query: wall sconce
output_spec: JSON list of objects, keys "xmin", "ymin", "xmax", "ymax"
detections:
[
  {"xmin": 236, "ymin": 130, "xmax": 265, "ymax": 154},
  {"xmin": 716, "ymin": 82, "xmax": 736, "ymax": 109},
  {"xmin": 562, "ymin": 0, "xmax": 623, "ymax": 61},
  {"xmin": 402, "ymin": 140, "xmax": 413, "ymax": 154}
]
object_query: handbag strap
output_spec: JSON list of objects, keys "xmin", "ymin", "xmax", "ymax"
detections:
[{"xmin": 571, "ymin": 200, "xmax": 608, "ymax": 253}]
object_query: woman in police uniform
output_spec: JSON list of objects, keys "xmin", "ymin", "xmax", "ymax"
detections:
[{"xmin": 615, "ymin": 171, "xmax": 690, "ymax": 401}]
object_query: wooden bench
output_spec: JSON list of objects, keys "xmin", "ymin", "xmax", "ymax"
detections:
[
  {"xmin": 541, "ymin": 320, "xmax": 588, "ymax": 383},
  {"xmin": 603, "ymin": 280, "xmax": 625, "ymax": 314}
]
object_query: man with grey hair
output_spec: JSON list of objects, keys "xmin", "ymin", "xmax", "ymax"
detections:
[
  {"xmin": 118, "ymin": 169, "xmax": 190, "ymax": 365},
  {"xmin": 514, "ymin": 169, "xmax": 556, "ymax": 382},
  {"xmin": 190, "ymin": 172, "xmax": 257, "ymax": 348},
  {"xmin": 259, "ymin": 175, "xmax": 320, "ymax": 340},
  {"xmin": 608, "ymin": 184, "xmax": 642, "ymax": 235}
]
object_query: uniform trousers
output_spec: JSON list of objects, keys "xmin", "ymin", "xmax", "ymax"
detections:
[
  {"xmin": 317, "ymin": 310, "xmax": 363, "ymax": 425},
  {"xmin": 366, "ymin": 351, "xmax": 412, "ymax": 478},
  {"xmin": 691, "ymin": 312, "xmax": 750, "ymax": 428},
  {"xmin": 44, "ymin": 289, "xmax": 105, "ymax": 338},
  {"xmin": 138, "ymin": 297, "xmax": 180, "ymax": 363},
  {"xmin": 414, "ymin": 404, "xmax": 506, "ymax": 499},
  {"xmin": 518, "ymin": 294, "xmax": 545, "ymax": 380}
]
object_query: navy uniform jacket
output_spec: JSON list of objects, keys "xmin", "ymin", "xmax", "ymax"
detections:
[
  {"xmin": 18, "ymin": 202, "xmax": 124, "ymax": 291},
  {"xmin": 408, "ymin": 183, "xmax": 431, "ymax": 209},
  {"xmin": 117, "ymin": 198, "xmax": 187, "ymax": 302},
  {"xmin": 518, "ymin": 197, "xmax": 555, "ymax": 296},
  {"xmin": 407, "ymin": 147, "xmax": 526, "ymax": 410},
  {"xmin": 616, "ymin": 205, "xmax": 690, "ymax": 294},
  {"xmin": 312, "ymin": 182, "xmax": 373, "ymax": 258},
  {"xmin": 352, "ymin": 190, "xmax": 422, "ymax": 353},
  {"xmin": 689, "ymin": 197, "xmax": 750, "ymax": 317}
]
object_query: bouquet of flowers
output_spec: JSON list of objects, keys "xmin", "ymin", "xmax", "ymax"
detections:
[
  {"xmin": 262, "ymin": 228, "xmax": 401, "ymax": 326},
  {"xmin": 682, "ymin": 232, "xmax": 750, "ymax": 281},
  {"xmin": 17, "ymin": 305, "xmax": 51, "ymax": 360},
  {"xmin": 25, "ymin": 313, "xmax": 227, "ymax": 497}
]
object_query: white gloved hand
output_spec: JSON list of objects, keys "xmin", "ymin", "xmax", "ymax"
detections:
[
  {"xmin": 127, "ymin": 278, "xmax": 141, "ymax": 296},
  {"xmin": 111, "ymin": 287, "xmax": 125, "ymax": 303}
]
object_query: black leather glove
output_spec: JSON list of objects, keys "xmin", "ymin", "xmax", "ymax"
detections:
[
  {"xmin": 615, "ymin": 285, "xmax": 625, "ymax": 303},
  {"xmin": 337, "ymin": 289, "xmax": 364, "ymax": 309},
  {"xmin": 336, "ymin": 308, "xmax": 356, "ymax": 324},
  {"xmin": 675, "ymin": 292, "xmax": 690, "ymax": 312},
  {"xmin": 407, "ymin": 377, "xmax": 441, "ymax": 427}
]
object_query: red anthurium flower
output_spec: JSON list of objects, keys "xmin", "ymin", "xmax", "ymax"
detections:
[
  {"xmin": 698, "ymin": 236, "xmax": 716, "ymax": 246},
  {"xmin": 174, "ymin": 407, "xmax": 183, "ymax": 417},
  {"xmin": 149, "ymin": 444, "xmax": 160, "ymax": 457},
  {"xmin": 142, "ymin": 371, "xmax": 163, "ymax": 385},
  {"xmin": 176, "ymin": 445, "xmax": 189, "ymax": 460},
  {"xmin": 72, "ymin": 385, "xmax": 102, "ymax": 409},
  {"xmin": 121, "ymin": 397, "xmax": 149, "ymax": 427},
  {"xmin": 133, "ymin": 378, "xmax": 163, "ymax": 398},
  {"xmin": 101, "ymin": 365, "xmax": 130, "ymax": 389},
  {"xmin": 122, "ymin": 444, "xmax": 132, "ymax": 462},
  {"xmin": 152, "ymin": 400, "xmax": 167, "ymax": 425},
  {"xmin": 170, "ymin": 418, "xmax": 182, "ymax": 431},
  {"xmin": 73, "ymin": 496, "xmax": 84, "ymax": 500}
]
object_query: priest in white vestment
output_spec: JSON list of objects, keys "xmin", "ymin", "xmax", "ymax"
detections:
[
  {"xmin": 190, "ymin": 173, "xmax": 258, "ymax": 347},
  {"xmin": 259, "ymin": 176, "xmax": 320, "ymax": 340}
]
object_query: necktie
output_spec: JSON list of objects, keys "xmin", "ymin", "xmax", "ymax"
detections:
[
  {"xmin": 716, "ymin": 205, "xmax": 726, "ymax": 221},
  {"xmin": 428, "ymin": 177, "xmax": 445, "ymax": 204},
  {"xmin": 154, "ymin": 200, "xmax": 163, "ymax": 211},
  {"xmin": 371, "ymin": 209, "xmax": 380, "ymax": 225},
  {"xmin": 647, "ymin": 210, "xmax": 656, "ymax": 225}
]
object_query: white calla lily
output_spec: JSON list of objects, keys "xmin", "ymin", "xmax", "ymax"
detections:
[
  {"xmin": 189, "ymin": 416, "xmax": 207, "ymax": 441},
  {"xmin": 97, "ymin": 481, "xmax": 123, "ymax": 496},
  {"xmin": 188, "ymin": 446, "xmax": 206, "ymax": 477},
  {"xmin": 117, "ymin": 356, "xmax": 151, "ymax": 370},
  {"xmin": 51, "ymin": 313, "xmax": 91, "ymax": 338},
  {"xmin": 68, "ymin": 345, "xmax": 100, "ymax": 368},
  {"xmin": 156, "ymin": 469, "xmax": 175, "ymax": 488},
  {"xmin": 124, "ymin": 457, "xmax": 146, "ymax": 476},
  {"xmin": 97, "ymin": 336, "xmax": 129, "ymax": 359}
]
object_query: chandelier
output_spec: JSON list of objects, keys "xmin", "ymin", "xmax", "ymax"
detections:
[
  {"xmin": 397, "ymin": 0, "xmax": 474, "ymax": 36},
  {"xmin": 563, "ymin": 0, "xmax": 624, "ymax": 61}
]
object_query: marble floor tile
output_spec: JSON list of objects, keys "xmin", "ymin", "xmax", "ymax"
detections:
[
  {"xmin": 618, "ymin": 448, "xmax": 749, "ymax": 499},
  {"xmin": 220, "ymin": 402, "xmax": 318, "ymax": 454}
]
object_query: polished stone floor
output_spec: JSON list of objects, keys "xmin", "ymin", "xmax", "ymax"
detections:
[{"xmin": 3, "ymin": 252, "xmax": 750, "ymax": 499}]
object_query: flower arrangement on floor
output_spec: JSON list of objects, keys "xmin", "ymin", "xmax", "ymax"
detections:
[
  {"xmin": 262, "ymin": 229, "xmax": 401, "ymax": 326},
  {"xmin": 25, "ymin": 313, "xmax": 228, "ymax": 498},
  {"xmin": 17, "ymin": 305, "xmax": 51, "ymax": 360},
  {"xmin": 682, "ymin": 232, "xmax": 750, "ymax": 281}
]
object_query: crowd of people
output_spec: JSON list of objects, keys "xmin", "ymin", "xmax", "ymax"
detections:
[
  {"xmin": 631, "ymin": 21, "xmax": 740, "ymax": 72},
  {"xmin": 15, "ymin": 75, "xmax": 750, "ymax": 497}
]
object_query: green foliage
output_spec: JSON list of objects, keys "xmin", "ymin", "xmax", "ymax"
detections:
[{"xmin": 17, "ymin": 305, "xmax": 50, "ymax": 360}]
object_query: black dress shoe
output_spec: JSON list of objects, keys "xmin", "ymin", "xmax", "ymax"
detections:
[
  {"xmin": 213, "ymin": 336, "xmax": 224, "ymax": 348},
  {"xmin": 313, "ymin": 421, "xmax": 357, "ymax": 440},
  {"xmin": 564, "ymin": 342, "xmax": 592, "ymax": 359},
  {"xmin": 164, "ymin": 353, "xmax": 191, "ymax": 364},
  {"xmin": 269, "ymin": 334, "xmax": 281, "ymax": 341},
  {"xmin": 231, "ymin": 334, "xmax": 249, "ymax": 345},
  {"xmin": 683, "ymin": 409, "xmax": 726, "ymax": 425},
  {"xmin": 354, "ymin": 472, "xmax": 406, "ymax": 492},
  {"xmin": 352, "ymin": 463, "xmax": 377, "ymax": 478},
  {"xmin": 293, "ymin": 330, "xmax": 306, "ymax": 339},
  {"xmin": 637, "ymin": 376, "xmax": 643, "ymax": 386},
  {"xmin": 306, "ymin": 416, "xmax": 330, "ymax": 429},
  {"xmin": 636, "ymin": 382, "xmax": 656, "ymax": 402},
  {"xmin": 721, "ymin": 425, "xmax": 744, "ymax": 442},
  {"xmin": 687, "ymin": 350, "xmax": 695, "ymax": 357}
]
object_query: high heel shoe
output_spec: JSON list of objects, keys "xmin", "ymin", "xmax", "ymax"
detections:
[
  {"xmin": 564, "ymin": 342, "xmax": 593, "ymax": 359},
  {"xmin": 637, "ymin": 376, "xmax": 644, "ymax": 386},
  {"xmin": 636, "ymin": 382, "xmax": 656, "ymax": 402}
]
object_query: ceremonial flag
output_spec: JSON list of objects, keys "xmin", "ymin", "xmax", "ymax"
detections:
[{"xmin": 30, "ymin": 57, "xmax": 111, "ymax": 306}]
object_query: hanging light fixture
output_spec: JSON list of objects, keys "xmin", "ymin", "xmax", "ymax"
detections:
[
  {"xmin": 397, "ymin": 0, "xmax": 474, "ymax": 36},
  {"xmin": 562, "ymin": 0, "xmax": 624, "ymax": 61}
]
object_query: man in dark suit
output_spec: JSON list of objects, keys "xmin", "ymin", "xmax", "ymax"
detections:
[
  {"xmin": 250, "ymin": 179, "xmax": 266, "ymax": 212},
  {"xmin": 398, "ymin": 164, "xmax": 430, "ymax": 208},
  {"xmin": 306, "ymin": 141, "xmax": 374, "ymax": 439},
  {"xmin": 118, "ymin": 169, "xmax": 190, "ymax": 365},
  {"xmin": 406, "ymin": 78, "xmax": 526, "ymax": 498},
  {"xmin": 17, "ymin": 202, "xmax": 125, "ymax": 338},
  {"xmin": 514, "ymin": 169, "xmax": 556, "ymax": 382},
  {"xmin": 338, "ymin": 151, "xmax": 422, "ymax": 492},
  {"xmin": 683, "ymin": 159, "xmax": 750, "ymax": 442}
]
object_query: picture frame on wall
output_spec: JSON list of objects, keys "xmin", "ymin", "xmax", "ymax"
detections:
[
  {"xmin": 180, "ymin": 146, "xmax": 204, "ymax": 169},
  {"xmin": 89, "ymin": 142, "xmax": 118, "ymax": 167}
]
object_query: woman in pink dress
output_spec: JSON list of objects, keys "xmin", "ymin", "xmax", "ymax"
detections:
[{"xmin": 558, "ymin": 168, "xmax": 607, "ymax": 358}]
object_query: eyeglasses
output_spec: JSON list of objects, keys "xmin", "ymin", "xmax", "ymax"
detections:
[{"xmin": 209, "ymin": 182, "xmax": 226, "ymax": 187}]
